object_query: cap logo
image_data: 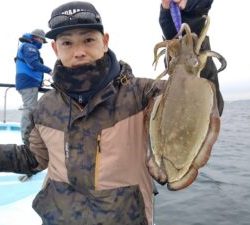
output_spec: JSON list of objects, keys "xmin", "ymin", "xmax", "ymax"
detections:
[{"xmin": 61, "ymin": 9, "xmax": 86, "ymax": 15}]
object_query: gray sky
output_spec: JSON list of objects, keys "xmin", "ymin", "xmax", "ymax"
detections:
[{"xmin": 0, "ymin": 0, "xmax": 249, "ymax": 110}]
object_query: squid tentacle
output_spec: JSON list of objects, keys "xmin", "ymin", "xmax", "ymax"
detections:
[{"xmin": 195, "ymin": 16, "xmax": 210, "ymax": 54}]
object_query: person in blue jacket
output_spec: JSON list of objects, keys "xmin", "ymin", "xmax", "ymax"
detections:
[
  {"xmin": 15, "ymin": 29, "xmax": 52, "ymax": 144},
  {"xmin": 15, "ymin": 29, "xmax": 52, "ymax": 181},
  {"xmin": 159, "ymin": 0, "xmax": 224, "ymax": 116}
]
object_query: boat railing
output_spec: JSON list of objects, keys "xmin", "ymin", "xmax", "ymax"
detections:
[{"xmin": 0, "ymin": 83, "xmax": 51, "ymax": 123}]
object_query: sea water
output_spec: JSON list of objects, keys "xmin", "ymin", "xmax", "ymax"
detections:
[{"xmin": 154, "ymin": 100, "xmax": 250, "ymax": 225}]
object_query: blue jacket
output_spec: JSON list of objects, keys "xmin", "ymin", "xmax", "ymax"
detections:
[{"xmin": 15, "ymin": 36, "xmax": 52, "ymax": 90}]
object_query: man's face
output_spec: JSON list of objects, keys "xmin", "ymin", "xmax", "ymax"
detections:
[
  {"xmin": 52, "ymin": 28, "xmax": 109, "ymax": 68},
  {"xmin": 33, "ymin": 37, "xmax": 44, "ymax": 44}
]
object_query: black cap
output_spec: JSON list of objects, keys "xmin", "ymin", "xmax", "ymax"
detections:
[{"xmin": 46, "ymin": 1, "xmax": 104, "ymax": 39}]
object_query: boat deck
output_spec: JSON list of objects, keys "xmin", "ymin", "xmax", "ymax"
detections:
[{"xmin": 0, "ymin": 122, "xmax": 45, "ymax": 225}]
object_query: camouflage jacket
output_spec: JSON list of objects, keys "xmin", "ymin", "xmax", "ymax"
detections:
[{"xmin": 0, "ymin": 61, "xmax": 166, "ymax": 225}]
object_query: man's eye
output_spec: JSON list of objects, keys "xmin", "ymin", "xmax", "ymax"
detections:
[
  {"xmin": 85, "ymin": 38, "xmax": 95, "ymax": 43},
  {"xmin": 62, "ymin": 41, "xmax": 72, "ymax": 46}
]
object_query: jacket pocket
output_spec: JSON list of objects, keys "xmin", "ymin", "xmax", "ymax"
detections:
[
  {"xmin": 88, "ymin": 185, "xmax": 148, "ymax": 225},
  {"xmin": 32, "ymin": 180, "xmax": 72, "ymax": 225}
]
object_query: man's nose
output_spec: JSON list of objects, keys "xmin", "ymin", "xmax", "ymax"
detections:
[{"xmin": 74, "ymin": 44, "xmax": 87, "ymax": 57}]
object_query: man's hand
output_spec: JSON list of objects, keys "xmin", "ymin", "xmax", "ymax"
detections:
[
  {"xmin": 161, "ymin": 0, "xmax": 171, "ymax": 9},
  {"xmin": 161, "ymin": 0, "xmax": 187, "ymax": 10},
  {"xmin": 42, "ymin": 78, "xmax": 52, "ymax": 87}
]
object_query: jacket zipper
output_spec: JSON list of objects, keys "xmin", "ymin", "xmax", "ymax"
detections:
[
  {"xmin": 94, "ymin": 134, "xmax": 101, "ymax": 189},
  {"xmin": 97, "ymin": 134, "xmax": 101, "ymax": 153},
  {"xmin": 78, "ymin": 95, "xmax": 83, "ymax": 104}
]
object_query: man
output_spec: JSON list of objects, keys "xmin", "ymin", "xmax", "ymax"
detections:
[
  {"xmin": 159, "ymin": 0, "xmax": 224, "ymax": 115},
  {"xmin": 15, "ymin": 29, "xmax": 52, "ymax": 145},
  {"xmin": 1, "ymin": 2, "xmax": 166, "ymax": 224}
]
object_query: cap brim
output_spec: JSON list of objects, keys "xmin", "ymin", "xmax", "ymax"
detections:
[
  {"xmin": 45, "ymin": 24, "xmax": 103, "ymax": 39},
  {"xmin": 32, "ymin": 35, "xmax": 47, "ymax": 43}
]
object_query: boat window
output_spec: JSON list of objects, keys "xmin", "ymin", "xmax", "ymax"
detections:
[
  {"xmin": 0, "ymin": 126, "xmax": 7, "ymax": 131},
  {"xmin": 10, "ymin": 126, "xmax": 21, "ymax": 131}
]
